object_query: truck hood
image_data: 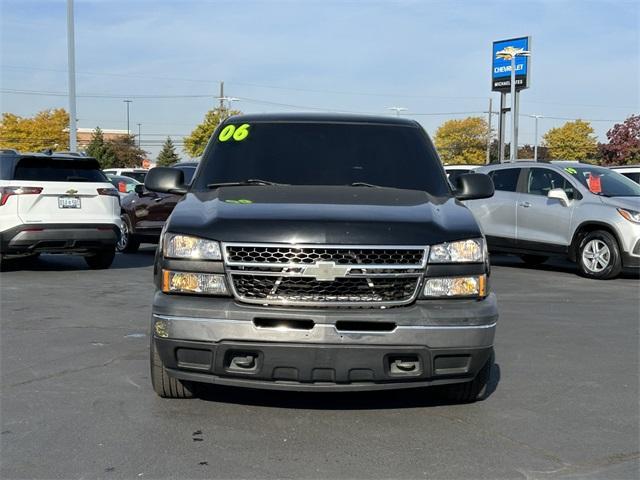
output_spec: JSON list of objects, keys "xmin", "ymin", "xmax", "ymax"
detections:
[{"xmin": 166, "ymin": 185, "xmax": 482, "ymax": 245}]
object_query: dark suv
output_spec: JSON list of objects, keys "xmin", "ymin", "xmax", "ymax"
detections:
[
  {"xmin": 144, "ymin": 113, "xmax": 497, "ymax": 401},
  {"xmin": 118, "ymin": 162, "xmax": 198, "ymax": 252}
]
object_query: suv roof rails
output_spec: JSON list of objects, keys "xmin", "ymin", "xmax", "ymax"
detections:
[
  {"xmin": 0, "ymin": 149, "xmax": 20, "ymax": 155},
  {"xmin": 54, "ymin": 151, "xmax": 85, "ymax": 157}
]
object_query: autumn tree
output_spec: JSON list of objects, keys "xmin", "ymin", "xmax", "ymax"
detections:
[
  {"xmin": 434, "ymin": 117, "xmax": 489, "ymax": 165},
  {"xmin": 156, "ymin": 137, "xmax": 181, "ymax": 166},
  {"xmin": 183, "ymin": 108, "xmax": 241, "ymax": 157},
  {"xmin": 0, "ymin": 109, "xmax": 69, "ymax": 152},
  {"xmin": 542, "ymin": 120, "xmax": 597, "ymax": 161},
  {"xmin": 104, "ymin": 134, "xmax": 146, "ymax": 168},
  {"xmin": 598, "ymin": 115, "xmax": 640, "ymax": 166},
  {"xmin": 85, "ymin": 127, "xmax": 116, "ymax": 168}
]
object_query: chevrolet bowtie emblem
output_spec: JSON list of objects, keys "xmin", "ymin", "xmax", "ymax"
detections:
[
  {"xmin": 66, "ymin": 189, "xmax": 78, "ymax": 196},
  {"xmin": 303, "ymin": 261, "xmax": 349, "ymax": 282}
]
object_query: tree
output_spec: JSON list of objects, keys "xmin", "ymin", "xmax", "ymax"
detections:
[
  {"xmin": 156, "ymin": 137, "xmax": 181, "ymax": 166},
  {"xmin": 85, "ymin": 127, "xmax": 116, "ymax": 168},
  {"xmin": 105, "ymin": 134, "xmax": 146, "ymax": 168},
  {"xmin": 434, "ymin": 117, "xmax": 489, "ymax": 165},
  {"xmin": 183, "ymin": 108, "xmax": 241, "ymax": 157},
  {"xmin": 0, "ymin": 109, "xmax": 69, "ymax": 152},
  {"xmin": 542, "ymin": 120, "xmax": 597, "ymax": 161},
  {"xmin": 598, "ymin": 115, "xmax": 640, "ymax": 166}
]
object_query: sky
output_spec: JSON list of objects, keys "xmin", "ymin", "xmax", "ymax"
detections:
[{"xmin": 1, "ymin": 0, "xmax": 638, "ymax": 159}]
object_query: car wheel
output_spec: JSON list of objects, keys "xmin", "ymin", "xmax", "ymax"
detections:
[
  {"xmin": 150, "ymin": 337, "xmax": 194, "ymax": 399},
  {"xmin": 519, "ymin": 254, "xmax": 548, "ymax": 266},
  {"xmin": 441, "ymin": 349, "xmax": 494, "ymax": 403},
  {"xmin": 578, "ymin": 230, "xmax": 622, "ymax": 280},
  {"xmin": 84, "ymin": 247, "xmax": 116, "ymax": 269},
  {"xmin": 117, "ymin": 215, "xmax": 140, "ymax": 253}
]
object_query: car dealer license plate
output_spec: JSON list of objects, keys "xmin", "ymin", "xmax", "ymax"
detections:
[{"xmin": 58, "ymin": 196, "xmax": 81, "ymax": 209}]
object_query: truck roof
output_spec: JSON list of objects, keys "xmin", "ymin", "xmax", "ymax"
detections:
[{"xmin": 224, "ymin": 112, "xmax": 420, "ymax": 127}]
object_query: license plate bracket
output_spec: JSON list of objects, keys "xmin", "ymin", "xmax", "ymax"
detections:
[{"xmin": 58, "ymin": 196, "xmax": 81, "ymax": 209}]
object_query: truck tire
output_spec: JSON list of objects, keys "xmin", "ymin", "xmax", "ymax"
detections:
[
  {"xmin": 150, "ymin": 338, "xmax": 194, "ymax": 399},
  {"xmin": 84, "ymin": 247, "xmax": 116, "ymax": 269},
  {"xmin": 117, "ymin": 214, "xmax": 140, "ymax": 253},
  {"xmin": 519, "ymin": 254, "xmax": 548, "ymax": 266},
  {"xmin": 441, "ymin": 349, "xmax": 494, "ymax": 403},
  {"xmin": 577, "ymin": 230, "xmax": 622, "ymax": 280}
]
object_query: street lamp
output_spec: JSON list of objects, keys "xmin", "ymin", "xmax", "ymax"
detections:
[
  {"xmin": 137, "ymin": 123, "xmax": 142, "ymax": 148},
  {"xmin": 529, "ymin": 115, "xmax": 543, "ymax": 161},
  {"xmin": 216, "ymin": 96, "xmax": 239, "ymax": 117},
  {"xmin": 496, "ymin": 46, "xmax": 530, "ymax": 162},
  {"xmin": 123, "ymin": 100, "xmax": 132, "ymax": 135},
  {"xmin": 387, "ymin": 106, "xmax": 408, "ymax": 116}
]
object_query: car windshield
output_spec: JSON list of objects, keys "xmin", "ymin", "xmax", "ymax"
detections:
[
  {"xmin": 563, "ymin": 166, "xmax": 640, "ymax": 197},
  {"xmin": 14, "ymin": 157, "xmax": 107, "ymax": 182},
  {"xmin": 193, "ymin": 122, "xmax": 449, "ymax": 195},
  {"xmin": 122, "ymin": 171, "xmax": 147, "ymax": 182},
  {"xmin": 107, "ymin": 175, "xmax": 139, "ymax": 193}
]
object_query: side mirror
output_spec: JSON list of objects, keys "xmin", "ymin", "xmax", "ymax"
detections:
[
  {"xmin": 144, "ymin": 167, "xmax": 187, "ymax": 194},
  {"xmin": 454, "ymin": 173, "xmax": 494, "ymax": 201},
  {"xmin": 134, "ymin": 184, "xmax": 145, "ymax": 195},
  {"xmin": 548, "ymin": 188, "xmax": 570, "ymax": 206}
]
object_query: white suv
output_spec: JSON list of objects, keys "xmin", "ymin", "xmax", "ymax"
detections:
[{"xmin": 0, "ymin": 150, "xmax": 122, "ymax": 269}]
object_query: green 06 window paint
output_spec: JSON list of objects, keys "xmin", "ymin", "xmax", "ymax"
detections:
[{"xmin": 218, "ymin": 124, "xmax": 250, "ymax": 142}]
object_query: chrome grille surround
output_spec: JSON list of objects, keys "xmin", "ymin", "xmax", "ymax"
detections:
[{"xmin": 223, "ymin": 243, "xmax": 428, "ymax": 308}]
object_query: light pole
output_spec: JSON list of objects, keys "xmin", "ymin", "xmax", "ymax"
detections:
[
  {"xmin": 66, "ymin": 0, "xmax": 77, "ymax": 152},
  {"xmin": 123, "ymin": 99, "xmax": 132, "ymax": 135},
  {"xmin": 530, "ymin": 115, "xmax": 542, "ymax": 161},
  {"xmin": 137, "ymin": 123, "xmax": 142, "ymax": 148},
  {"xmin": 387, "ymin": 106, "xmax": 408, "ymax": 116},
  {"xmin": 496, "ymin": 46, "xmax": 530, "ymax": 162}
]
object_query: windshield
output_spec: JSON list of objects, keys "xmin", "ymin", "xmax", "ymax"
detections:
[
  {"xmin": 122, "ymin": 171, "xmax": 147, "ymax": 182},
  {"xmin": 14, "ymin": 157, "xmax": 107, "ymax": 182},
  {"xmin": 107, "ymin": 175, "xmax": 139, "ymax": 193},
  {"xmin": 563, "ymin": 166, "xmax": 640, "ymax": 197},
  {"xmin": 194, "ymin": 122, "xmax": 449, "ymax": 195}
]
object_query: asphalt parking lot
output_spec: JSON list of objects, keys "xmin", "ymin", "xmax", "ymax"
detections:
[{"xmin": 1, "ymin": 249, "xmax": 638, "ymax": 479}]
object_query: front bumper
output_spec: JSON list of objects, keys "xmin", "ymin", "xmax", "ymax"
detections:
[
  {"xmin": 151, "ymin": 292, "xmax": 498, "ymax": 391},
  {"xmin": 0, "ymin": 223, "xmax": 120, "ymax": 255}
]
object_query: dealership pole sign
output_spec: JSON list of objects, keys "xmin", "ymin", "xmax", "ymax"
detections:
[{"xmin": 492, "ymin": 36, "xmax": 531, "ymax": 92}]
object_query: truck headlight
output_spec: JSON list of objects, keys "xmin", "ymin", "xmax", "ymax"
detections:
[
  {"xmin": 164, "ymin": 233, "xmax": 222, "ymax": 260},
  {"xmin": 162, "ymin": 270, "xmax": 229, "ymax": 295},
  {"xmin": 618, "ymin": 208, "xmax": 640, "ymax": 224},
  {"xmin": 429, "ymin": 239, "xmax": 485, "ymax": 263},
  {"xmin": 423, "ymin": 275, "xmax": 487, "ymax": 298}
]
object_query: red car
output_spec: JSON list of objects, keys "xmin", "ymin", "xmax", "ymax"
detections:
[{"xmin": 118, "ymin": 162, "xmax": 198, "ymax": 252}]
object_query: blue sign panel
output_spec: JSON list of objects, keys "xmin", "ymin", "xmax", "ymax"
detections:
[{"xmin": 492, "ymin": 36, "xmax": 530, "ymax": 92}]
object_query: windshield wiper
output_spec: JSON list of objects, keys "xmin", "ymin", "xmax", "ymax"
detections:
[
  {"xmin": 206, "ymin": 179, "xmax": 286, "ymax": 188},
  {"xmin": 350, "ymin": 182, "xmax": 383, "ymax": 188}
]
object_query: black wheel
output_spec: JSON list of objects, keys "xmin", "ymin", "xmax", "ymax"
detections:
[
  {"xmin": 441, "ymin": 349, "xmax": 494, "ymax": 403},
  {"xmin": 150, "ymin": 338, "xmax": 194, "ymax": 398},
  {"xmin": 117, "ymin": 214, "xmax": 140, "ymax": 253},
  {"xmin": 84, "ymin": 247, "xmax": 116, "ymax": 269},
  {"xmin": 519, "ymin": 254, "xmax": 548, "ymax": 266},
  {"xmin": 577, "ymin": 230, "xmax": 622, "ymax": 280}
]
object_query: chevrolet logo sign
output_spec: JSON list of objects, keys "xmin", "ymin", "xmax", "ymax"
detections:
[
  {"xmin": 65, "ymin": 189, "xmax": 78, "ymax": 196},
  {"xmin": 302, "ymin": 261, "xmax": 349, "ymax": 282}
]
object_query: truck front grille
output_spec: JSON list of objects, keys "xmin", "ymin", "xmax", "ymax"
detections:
[{"xmin": 223, "ymin": 243, "xmax": 427, "ymax": 308}]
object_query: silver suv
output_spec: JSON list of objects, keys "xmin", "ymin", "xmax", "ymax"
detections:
[{"xmin": 465, "ymin": 162, "xmax": 640, "ymax": 279}]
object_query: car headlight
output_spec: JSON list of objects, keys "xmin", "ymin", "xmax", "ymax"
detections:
[
  {"xmin": 429, "ymin": 238, "xmax": 485, "ymax": 263},
  {"xmin": 164, "ymin": 233, "xmax": 222, "ymax": 260},
  {"xmin": 423, "ymin": 275, "xmax": 487, "ymax": 298},
  {"xmin": 618, "ymin": 208, "xmax": 640, "ymax": 224},
  {"xmin": 162, "ymin": 270, "xmax": 229, "ymax": 295}
]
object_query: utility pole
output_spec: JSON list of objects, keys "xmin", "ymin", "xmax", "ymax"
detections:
[
  {"xmin": 486, "ymin": 97, "xmax": 493, "ymax": 164},
  {"xmin": 123, "ymin": 100, "xmax": 132, "ymax": 135},
  {"xmin": 137, "ymin": 123, "xmax": 142, "ymax": 148},
  {"xmin": 498, "ymin": 93, "xmax": 508, "ymax": 163},
  {"xmin": 66, "ymin": 0, "xmax": 77, "ymax": 152}
]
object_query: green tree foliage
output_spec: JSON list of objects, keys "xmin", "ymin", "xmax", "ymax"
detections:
[
  {"xmin": 183, "ymin": 108, "xmax": 241, "ymax": 157},
  {"xmin": 156, "ymin": 137, "xmax": 181, "ymax": 166},
  {"xmin": 105, "ymin": 134, "xmax": 146, "ymax": 168},
  {"xmin": 0, "ymin": 109, "xmax": 69, "ymax": 152},
  {"xmin": 434, "ymin": 117, "xmax": 489, "ymax": 165},
  {"xmin": 598, "ymin": 115, "xmax": 640, "ymax": 166},
  {"xmin": 542, "ymin": 120, "xmax": 597, "ymax": 161},
  {"xmin": 85, "ymin": 127, "xmax": 116, "ymax": 168}
]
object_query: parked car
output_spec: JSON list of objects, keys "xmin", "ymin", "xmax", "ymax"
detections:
[
  {"xmin": 610, "ymin": 165, "xmax": 640, "ymax": 184},
  {"xmin": 466, "ymin": 162, "xmax": 640, "ymax": 279},
  {"xmin": 144, "ymin": 113, "xmax": 497, "ymax": 401},
  {"xmin": 443, "ymin": 164, "xmax": 481, "ymax": 185},
  {"xmin": 102, "ymin": 168, "xmax": 148, "ymax": 183},
  {"xmin": 118, "ymin": 162, "xmax": 198, "ymax": 252},
  {"xmin": 105, "ymin": 174, "xmax": 141, "ymax": 200},
  {"xmin": 0, "ymin": 150, "xmax": 121, "ymax": 269}
]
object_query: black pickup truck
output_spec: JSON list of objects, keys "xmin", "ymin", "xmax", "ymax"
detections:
[{"xmin": 145, "ymin": 113, "xmax": 498, "ymax": 402}]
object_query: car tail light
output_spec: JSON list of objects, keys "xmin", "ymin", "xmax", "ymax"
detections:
[
  {"xmin": 97, "ymin": 188, "xmax": 119, "ymax": 197},
  {"xmin": 0, "ymin": 186, "xmax": 43, "ymax": 206}
]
